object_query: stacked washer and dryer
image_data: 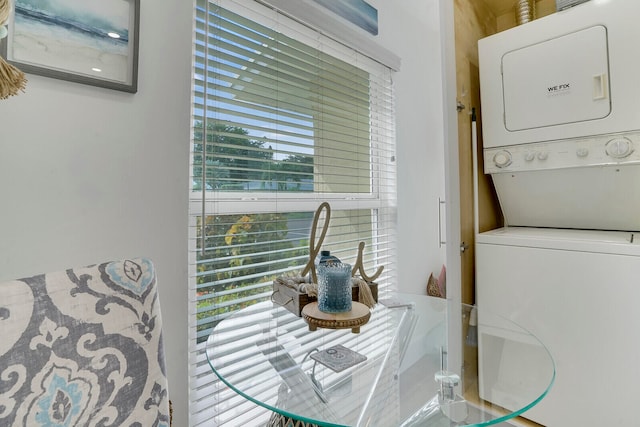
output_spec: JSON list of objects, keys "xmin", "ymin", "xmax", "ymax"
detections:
[{"xmin": 475, "ymin": 1, "xmax": 640, "ymax": 426}]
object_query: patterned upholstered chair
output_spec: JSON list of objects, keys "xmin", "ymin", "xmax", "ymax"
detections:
[{"xmin": 0, "ymin": 258, "xmax": 170, "ymax": 426}]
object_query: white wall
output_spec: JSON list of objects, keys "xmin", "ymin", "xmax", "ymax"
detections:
[
  {"xmin": 0, "ymin": 1, "xmax": 193, "ymax": 425},
  {"xmin": 369, "ymin": 0, "xmax": 449, "ymax": 296},
  {"xmin": 0, "ymin": 0, "xmax": 453, "ymax": 425},
  {"xmin": 370, "ymin": 0, "xmax": 460, "ymax": 376}
]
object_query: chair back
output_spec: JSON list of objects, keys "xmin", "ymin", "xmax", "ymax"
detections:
[{"xmin": 0, "ymin": 258, "xmax": 170, "ymax": 426}]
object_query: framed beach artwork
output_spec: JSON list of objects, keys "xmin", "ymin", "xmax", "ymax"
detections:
[
  {"xmin": 312, "ymin": 0, "xmax": 378, "ymax": 36},
  {"xmin": 0, "ymin": 0, "xmax": 139, "ymax": 93}
]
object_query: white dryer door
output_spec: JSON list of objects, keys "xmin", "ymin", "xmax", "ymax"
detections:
[{"xmin": 502, "ymin": 25, "xmax": 610, "ymax": 132}]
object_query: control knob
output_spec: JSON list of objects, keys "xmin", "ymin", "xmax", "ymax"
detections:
[
  {"xmin": 524, "ymin": 152, "xmax": 535, "ymax": 162},
  {"xmin": 606, "ymin": 137, "xmax": 633, "ymax": 159},
  {"xmin": 576, "ymin": 147, "xmax": 589, "ymax": 158},
  {"xmin": 493, "ymin": 150, "xmax": 512, "ymax": 168},
  {"xmin": 537, "ymin": 151, "xmax": 549, "ymax": 160}
]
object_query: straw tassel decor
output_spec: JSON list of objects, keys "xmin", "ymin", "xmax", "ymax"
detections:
[{"xmin": 0, "ymin": 0, "xmax": 27, "ymax": 99}]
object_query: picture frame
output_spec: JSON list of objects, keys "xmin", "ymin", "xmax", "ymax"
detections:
[
  {"xmin": 0, "ymin": 0, "xmax": 140, "ymax": 93},
  {"xmin": 311, "ymin": 0, "xmax": 378, "ymax": 36}
]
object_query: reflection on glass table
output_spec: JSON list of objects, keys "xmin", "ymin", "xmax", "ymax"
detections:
[{"xmin": 206, "ymin": 294, "xmax": 555, "ymax": 426}]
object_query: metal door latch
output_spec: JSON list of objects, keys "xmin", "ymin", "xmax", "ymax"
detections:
[{"xmin": 460, "ymin": 242, "xmax": 469, "ymax": 253}]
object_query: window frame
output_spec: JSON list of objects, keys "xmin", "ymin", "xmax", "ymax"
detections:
[{"xmin": 188, "ymin": 1, "xmax": 397, "ymax": 425}]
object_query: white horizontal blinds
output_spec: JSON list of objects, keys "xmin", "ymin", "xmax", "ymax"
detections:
[
  {"xmin": 194, "ymin": 212, "xmax": 309, "ymax": 342},
  {"xmin": 189, "ymin": 0, "xmax": 396, "ymax": 425},
  {"xmin": 193, "ymin": 3, "xmax": 381, "ymax": 194},
  {"xmin": 192, "ymin": 208, "xmax": 396, "ymax": 338}
]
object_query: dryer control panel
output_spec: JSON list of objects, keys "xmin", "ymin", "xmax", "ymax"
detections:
[{"xmin": 484, "ymin": 131, "xmax": 640, "ymax": 174}]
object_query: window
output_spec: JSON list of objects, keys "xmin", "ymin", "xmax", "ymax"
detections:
[{"xmin": 189, "ymin": 1, "xmax": 396, "ymax": 424}]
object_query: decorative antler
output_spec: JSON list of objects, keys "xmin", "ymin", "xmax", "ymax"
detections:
[
  {"xmin": 300, "ymin": 202, "xmax": 384, "ymax": 285},
  {"xmin": 351, "ymin": 241, "xmax": 384, "ymax": 282},
  {"xmin": 300, "ymin": 202, "xmax": 331, "ymax": 284}
]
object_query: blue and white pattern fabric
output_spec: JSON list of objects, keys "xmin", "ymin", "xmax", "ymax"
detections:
[{"xmin": 0, "ymin": 258, "xmax": 170, "ymax": 427}]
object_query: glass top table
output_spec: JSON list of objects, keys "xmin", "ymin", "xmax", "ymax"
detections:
[{"xmin": 206, "ymin": 294, "xmax": 554, "ymax": 426}]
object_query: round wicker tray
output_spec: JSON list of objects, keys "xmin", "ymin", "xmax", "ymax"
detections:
[{"xmin": 301, "ymin": 302, "xmax": 370, "ymax": 333}]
